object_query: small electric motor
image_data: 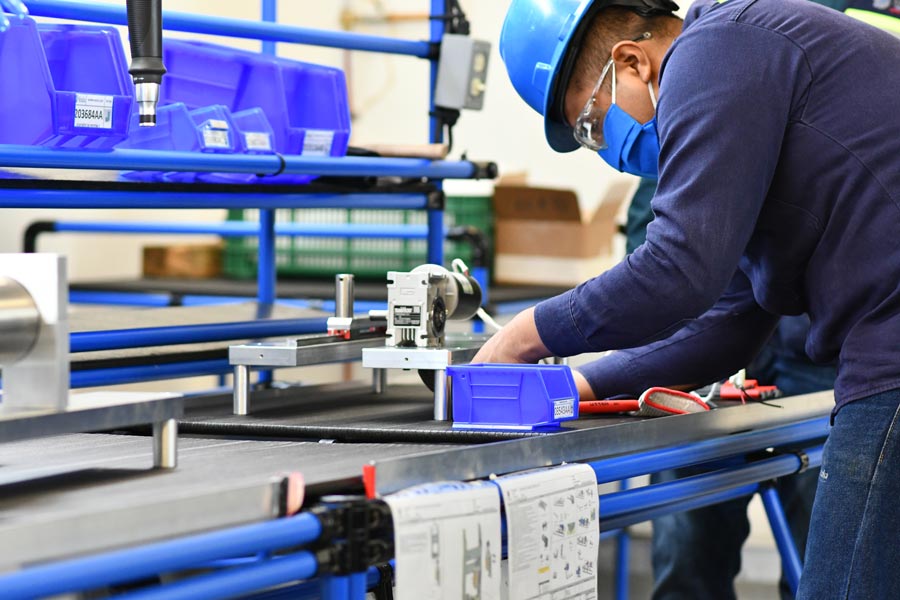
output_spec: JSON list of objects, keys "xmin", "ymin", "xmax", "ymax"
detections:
[{"xmin": 386, "ymin": 264, "xmax": 482, "ymax": 348}]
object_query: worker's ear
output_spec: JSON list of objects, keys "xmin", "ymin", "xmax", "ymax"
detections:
[{"xmin": 611, "ymin": 40, "xmax": 653, "ymax": 84}]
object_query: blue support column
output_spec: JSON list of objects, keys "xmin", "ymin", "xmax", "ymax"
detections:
[
  {"xmin": 261, "ymin": 0, "xmax": 277, "ymax": 55},
  {"xmin": 349, "ymin": 572, "xmax": 368, "ymax": 599},
  {"xmin": 427, "ymin": 0, "xmax": 446, "ymax": 266},
  {"xmin": 615, "ymin": 479, "xmax": 631, "ymax": 600},
  {"xmin": 760, "ymin": 483, "xmax": 803, "ymax": 596}
]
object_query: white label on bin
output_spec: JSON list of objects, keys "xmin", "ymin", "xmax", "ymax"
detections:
[
  {"xmin": 553, "ymin": 398, "xmax": 575, "ymax": 419},
  {"xmin": 202, "ymin": 129, "xmax": 230, "ymax": 149},
  {"xmin": 302, "ymin": 129, "xmax": 335, "ymax": 156},
  {"xmin": 74, "ymin": 94, "xmax": 114, "ymax": 129},
  {"xmin": 244, "ymin": 132, "xmax": 272, "ymax": 152}
]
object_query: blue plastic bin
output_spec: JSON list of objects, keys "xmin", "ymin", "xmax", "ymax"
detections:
[
  {"xmin": 0, "ymin": 17, "xmax": 133, "ymax": 149},
  {"xmin": 159, "ymin": 39, "xmax": 351, "ymax": 159},
  {"xmin": 449, "ymin": 364, "xmax": 580, "ymax": 431},
  {"xmin": 118, "ymin": 103, "xmax": 256, "ymax": 183}
]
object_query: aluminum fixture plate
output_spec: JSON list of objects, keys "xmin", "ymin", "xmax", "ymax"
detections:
[
  {"xmin": 229, "ymin": 336, "xmax": 385, "ymax": 368},
  {"xmin": 0, "ymin": 392, "xmax": 182, "ymax": 444},
  {"xmin": 361, "ymin": 334, "xmax": 489, "ymax": 370}
]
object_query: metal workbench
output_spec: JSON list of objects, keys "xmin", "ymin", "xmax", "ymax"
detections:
[{"xmin": 0, "ymin": 384, "xmax": 834, "ymax": 576}]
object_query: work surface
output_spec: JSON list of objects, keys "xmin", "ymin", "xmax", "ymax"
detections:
[{"xmin": 0, "ymin": 384, "xmax": 835, "ymax": 573}]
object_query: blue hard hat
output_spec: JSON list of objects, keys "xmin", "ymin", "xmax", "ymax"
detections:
[{"xmin": 500, "ymin": 0, "xmax": 678, "ymax": 152}]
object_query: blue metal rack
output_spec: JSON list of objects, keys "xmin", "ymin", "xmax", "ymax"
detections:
[{"xmin": 0, "ymin": 0, "xmax": 481, "ymax": 386}]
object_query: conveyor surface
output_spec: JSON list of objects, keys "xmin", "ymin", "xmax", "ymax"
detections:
[{"xmin": 0, "ymin": 433, "xmax": 454, "ymax": 572}]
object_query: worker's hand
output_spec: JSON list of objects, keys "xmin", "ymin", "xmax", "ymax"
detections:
[
  {"xmin": 0, "ymin": 0, "xmax": 28, "ymax": 33},
  {"xmin": 471, "ymin": 307, "xmax": 551, "ymax": 364}
]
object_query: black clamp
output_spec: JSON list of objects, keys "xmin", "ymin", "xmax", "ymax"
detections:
[
  {"xmin": 311, "ymin": 495, "xmax": 394, "ymax": 576},
  {"xmin": 789, "ymin": 449, "xmax": 810, "ymax": 474},
  {"xmin": 373, "ymin": 563, "xmax": 395, "ymax": 600}
]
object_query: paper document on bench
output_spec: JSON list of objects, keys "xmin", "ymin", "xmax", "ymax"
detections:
[
  {"xmin": 386, "ymin": 481, "xmax": 502, "ymax": 600},
  {"xmin": 496, "ymin": 464, "xmax": 600, "ymax": 600}
]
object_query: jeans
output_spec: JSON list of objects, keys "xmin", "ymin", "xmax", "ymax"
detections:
[
  {"xmin": 797, "ymin": 388, "xmax": 900, "ymax": 599},
  {"xmin": 651, "ymin": 316, "xmax": 836, "ymax": 600}
]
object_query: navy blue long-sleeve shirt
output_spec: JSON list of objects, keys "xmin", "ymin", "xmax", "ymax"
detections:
[{"xmin": 533, "ymin": 0, "xmax": 900, "ymax": 412}]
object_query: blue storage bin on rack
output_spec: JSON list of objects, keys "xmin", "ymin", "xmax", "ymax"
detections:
[
  {"xmin": 158, "ymin": 38, "xmax": 351, "ymax": 184},
  {"xmin": 117, "ymin": 103, "xmax": 276, "ymax": 183},
  {"xmin": 0, "ymin": 16, "xmax": 133, "ymax": 149}
]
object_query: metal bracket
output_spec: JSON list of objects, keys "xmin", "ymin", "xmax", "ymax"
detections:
[{"xmin": 373, "ymin": 563, "xmax": 395, "ymax": 600}]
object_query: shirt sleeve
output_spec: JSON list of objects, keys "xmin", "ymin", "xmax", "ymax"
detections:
[
  {"xmin": 533, "ymin": 21, "xmax": 811, "ymax": 358},
  {"xmin": 577, "ymin": 269, "xmax": 780, "ymax": 398}
]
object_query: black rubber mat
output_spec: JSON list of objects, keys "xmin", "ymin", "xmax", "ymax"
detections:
[
  {"xmin": 71, "ymin": 278, "xmax": 570, "ymax": 308},
  {"xmin": 181, "ymin": 383, "xmax": 636, "ymax": 445}
]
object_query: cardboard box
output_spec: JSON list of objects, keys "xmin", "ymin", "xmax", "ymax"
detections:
[
  {"xmin": 493, "ymin": 181, "xmax": 632, "ymax": 286},
  {"xmin": 143, "ymin": 243, "xmax": 222, "ymax": 279}
]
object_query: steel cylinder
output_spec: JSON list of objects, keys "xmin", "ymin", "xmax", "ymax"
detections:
[
  {"xmin": 335, "ymin": 274, "xmax": 355, "ymax": 318},
  {"xmin": 0, "ymin": 276, "xmax": 40, "ymax": 366}
]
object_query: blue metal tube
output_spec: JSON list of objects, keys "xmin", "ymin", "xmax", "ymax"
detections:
[
  {"xmin": 349, "ymin": 571, "xmax": 368, "ymax": 599},
  {"xmin": 258, "ymin": 209, "xmax": 277, "ymax": 305},
  {"xmin": 427, "ymin": 208, "xmax": 444, "ymax": 265},
  {"xmin": 25, "ymin": 0, "xmax": 432, "ymax": 57},
  {"xmin": 70, "ymin": 290, "xmax": 173, "ymax": 307},
  {"xmin": 591, "ymin": 418, "xmax": 830, "ymax": 484},
  {"xmin": 52, "ymin": 221, "xmax": 433, "ymax": 239},
  {"xmin": 598, "ymin": 446, "xmax": 824, "ymax": 524},
  {"xmin": 70, "ymin": 359, "xmax": 232, "ymax": 388},
  {"xmin": 320, "ymin": 575, "xmax": 350, "ymax": 600},
  {"xmin": 70, "ymin": 318, "xmax": 327, "ymax": 352},
  {"xmin": 261, "ymin": 0, "xmax": 277, "ymax": 55},
  {"xmin": 615, "ymin": 479, "xmax": 631, "ymax": 600},
  {"xmin": 0, "ymin": 514, "xmax": 322, "ymax": 599},
  {"xmin": 600, "ymin": 484, "xmax": 761, "ymax": 533},
  {"xmin": 0, "ymin": 146, "xmax": 481, "ymax": 178},
  {"xmin": 761, "ymin": 484, "xmax": 803, "ymax": 595},
  {"xmin": 109, "ymin": 553, "xmax": 318, "ymax": 600},
  {"xmin": 0, "ymin": 191, "xmax": 432, "ymax": 210}
]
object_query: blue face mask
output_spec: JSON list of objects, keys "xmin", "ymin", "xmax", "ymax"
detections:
[{"xmin": 597, "ymin": 63, "xmax": 660, "ymax": 179}]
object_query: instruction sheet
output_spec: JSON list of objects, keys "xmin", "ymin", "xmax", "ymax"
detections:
[
  {"xmin": 386, "ymin": 481, "xmax": 502, "ymax": 600},
  {"xmin": 496, "ymin": 464, "xmax": 600, "ymax": 600}
]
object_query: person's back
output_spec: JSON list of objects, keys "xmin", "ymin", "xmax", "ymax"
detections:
[{"xmin": 633, "ymin": 0, "xmax": 900, "ymax": 407}]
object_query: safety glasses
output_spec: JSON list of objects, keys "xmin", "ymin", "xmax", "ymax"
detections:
[{"xmin": 572, "ymin": 32, "xmax": 652, "ymax": 152}]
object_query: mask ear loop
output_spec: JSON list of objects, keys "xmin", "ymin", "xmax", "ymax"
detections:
[{"xmin": 648, "ymin": 80, "xmax": 658, "ymax": 110}]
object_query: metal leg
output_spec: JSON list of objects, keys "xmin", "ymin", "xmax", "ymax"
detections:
[
  {"xmin": 349, "ymin": 571, "xmax": 367, "ymax": 600},
  {"xmin": 760, "ymin": 483, "xmax": 803, "ymax": 596},
  {"xmin": 152, "ymin": 418, "xmax": 178, "ymax": 469},
  {"xmin": 373, "ymin": 369, "xmax": 387, "ymax": 394},
  {"xmin": 320, "ymin": 575, "xmax": 350, "ymax": 600},
  {"xmin": 615, "ymin": 479, "xmax": 631, "ymax": 600},
  {"xmin": 433, "ymin": 368, "xmax": 448, "ymax": 421},
  {"xmin": 234, "ymin": 364, "xmax": 250, "ymax": 415}
]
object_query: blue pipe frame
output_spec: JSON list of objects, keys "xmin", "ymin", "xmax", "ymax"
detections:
[
  {"xmin": 0, "ymin": 0, "xmax": 473, "ymax": 382},
  {"xmin": 0, "ymin": 424, "xmax": 827, "ymax": 599},
  {"xmin": 25, "ymin": 0, "xmax": 433, "ymax": 57},
  {"xmin": 47, "ymin": 221, "xmax": 435, "ymax": 239}
]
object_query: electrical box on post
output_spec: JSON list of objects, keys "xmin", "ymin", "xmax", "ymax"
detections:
[{"xmin": 434, "ymin": 34, "xmax": 491, "ymax": 111}]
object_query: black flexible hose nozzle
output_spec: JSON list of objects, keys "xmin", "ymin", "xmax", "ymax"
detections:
[{"xmin": 126, "ymin": 0, "xmax": 166, "ymax": 126}]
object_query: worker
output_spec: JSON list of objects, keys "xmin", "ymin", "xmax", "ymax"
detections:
[
  {"xmin": 479, "ymin": 0, "xmax": 900, "ymax": 598},
  {"xmin": 619, "ymin": 3, "xmax": 842, "ymax": 597}
]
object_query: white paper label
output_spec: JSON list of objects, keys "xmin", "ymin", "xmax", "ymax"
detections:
[
  {"xmin": 497, "ymin": 464, "xmax": 600, "ymax": 600},
  {"xmin": 202, "ymin": 129, "xmax": 230, "ymax": 149},
  {"xmin": 554, "ymin": 399, "xmax": 576, "ymax": 419},
  {"xmin": 302, "ymin": 129, "xmax": 335, "ymax": 156},
  {"xmin": 74, "ymin": 94, "xmax": 114, "ymax": 129},
  {"xmin": 386, "ymin": 481, "xmax": 502, "ymax": 600},
  {"xmin": 243, "ymin": 132, "xmax": 272, "ymax": 151}
]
